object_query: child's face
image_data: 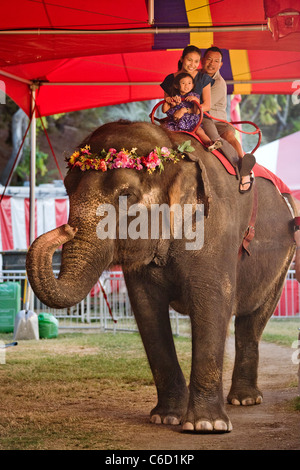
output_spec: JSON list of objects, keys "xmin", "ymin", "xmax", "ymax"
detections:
[{"xmin": 179, "ymin": 77, "xmax": 194, "ymax": 95}]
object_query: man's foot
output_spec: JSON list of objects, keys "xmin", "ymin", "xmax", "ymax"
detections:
[
  {"xmin": 239, "ymin": 153, "xmax": 256, "ymax": 193},
  {"xmin": 239, "ymin": 173, "xmax": 254, "ymax": 193},
  {"xmin": 207, "ymin": 139, "xmax": 222, "ymax": 152}
]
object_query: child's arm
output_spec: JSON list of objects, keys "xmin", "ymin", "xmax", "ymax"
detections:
[
  {"xmin": 162, "ymin": 100, "xmax": 171, "ymax": 113},
  {"xmin": 162, "ymin": 93, "xmax": 181, "ymax": 114}
]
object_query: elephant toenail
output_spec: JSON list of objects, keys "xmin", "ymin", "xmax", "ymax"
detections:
[
  {"xmin": 182, "ymin": 422, "xmax": 194, "ymax": 431},
  {"xmin": 214, "ymin": 420, "xmax": 228, "ymax": 431},
  {"xmin": 231, "ymin": 398, "xmax": 241, "ymax": 406},
  {"xmin": 150, "ymin": 414, "xmax": 162, "ymax": 424},
  {"xmin": 163, "ymin": 416, "xmax": 180, "ymax": 425},
  {"xmin": 195, "ymin": 420, "xmax": 213, "ymax": 432},
  {"xmin": 242, "ymin": 398, "xmax": 255, "ymax": 406}
]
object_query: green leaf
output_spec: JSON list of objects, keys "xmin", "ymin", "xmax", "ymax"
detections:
[{"xmin": 177, "ymin": 140, "xmax": 195, "ymax": 153}]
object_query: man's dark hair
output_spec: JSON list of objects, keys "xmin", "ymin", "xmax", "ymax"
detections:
[{"xmin": 203, "ymin": 46, "xmax": 223, "ymax": 60}]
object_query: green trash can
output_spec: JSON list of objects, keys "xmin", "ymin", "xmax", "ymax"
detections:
[
  {"xmin": 0, "ymin": 282, "xmax": 21, "ymax": 333},
  {"xmin": 38, "ymin": 313, "xmax": 59, "ymax": 339}
]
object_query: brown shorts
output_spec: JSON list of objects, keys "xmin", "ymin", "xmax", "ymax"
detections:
[{"xmin": 215, "ymin": 121, "xmax": 235, "ymax": 136}]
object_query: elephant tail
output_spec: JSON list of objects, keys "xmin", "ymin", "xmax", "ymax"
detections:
[{"xmin": 294, "ymin": 217, "xmax": 300, "ymax": 283}]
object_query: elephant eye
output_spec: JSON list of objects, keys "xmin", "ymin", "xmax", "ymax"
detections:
[{"xmin": 118, "ymin": 186, "xmax": 141, "ymax": 204}]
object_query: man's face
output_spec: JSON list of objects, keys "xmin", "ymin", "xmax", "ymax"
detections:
[{"xmin": 202, "ymin": 51, "xmax": 223, "ymax": 77}]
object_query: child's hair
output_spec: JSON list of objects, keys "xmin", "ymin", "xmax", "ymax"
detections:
[
  {"xmin": 171, "ymin": 72, "xmax": 194, "ymax": 96},
  {"xmin": 178, "ymin": 45, "xmax": 201, "ymax": 71}
]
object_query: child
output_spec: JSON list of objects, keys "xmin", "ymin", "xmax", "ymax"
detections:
[{"xmin": 162, "ymin": 73, "xmax": 222, "ymax": 152}]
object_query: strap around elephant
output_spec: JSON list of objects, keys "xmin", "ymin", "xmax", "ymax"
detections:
[{"xmin": 238, "ymin": 181, "xmax": 258, "ymax": 258}]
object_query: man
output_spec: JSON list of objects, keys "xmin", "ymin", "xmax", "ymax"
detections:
[{"xmin": 201, "ymin": 46, "xmax": 255, "ymax": 193}]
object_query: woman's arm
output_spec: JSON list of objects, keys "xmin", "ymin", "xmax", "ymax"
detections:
[{"xmin": 200, "ymin": 84, "xmax": 211, "ymax": 112}]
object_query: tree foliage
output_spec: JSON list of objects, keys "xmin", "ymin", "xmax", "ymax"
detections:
[{"xmin": 2, "ymin": 94, "xmax": 300, "ymax": 185}]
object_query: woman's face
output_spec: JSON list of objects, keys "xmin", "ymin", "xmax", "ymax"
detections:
[{"xmin": 180, "ymin": 52, "xmax": 201, "ymax": 76}]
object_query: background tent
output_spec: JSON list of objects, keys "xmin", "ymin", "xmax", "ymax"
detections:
[{"xmin": 255, "ymin": 130, "xmax": 300, "ymax": 210}]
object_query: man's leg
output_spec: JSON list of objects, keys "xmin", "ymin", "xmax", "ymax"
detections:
[
  {"xmin": 201, "ymin": 117, "xmax": 239, "ymax": 168},
  {"xmin": 221, "ymin": 129, "xmax": 244, "ymax": 159}
]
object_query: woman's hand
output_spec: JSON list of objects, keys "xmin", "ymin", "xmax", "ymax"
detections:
[{"xmin": 185, "ymin": 95, "xmax": 200, "ymax": 104}]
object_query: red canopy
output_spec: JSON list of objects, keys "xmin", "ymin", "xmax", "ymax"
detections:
[{"xmin": 0, "ymin": 0, "xmax": 300, "ymax": 116}]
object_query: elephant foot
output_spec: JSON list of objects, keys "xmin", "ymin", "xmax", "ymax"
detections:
[
  {"xmin": 182, "ymin": 401, "xmax": 232, "ymax": 433},
  {"xmin": 227, "ymin": 386, "xmax": 263, "ymax": 406},
  {"xmin": 182, "ymin": 418, "xmax": 232, "ymax": 433},
  {"xmin": 150, "ymin": 391, "xmax": 189, "ymax": 426}
]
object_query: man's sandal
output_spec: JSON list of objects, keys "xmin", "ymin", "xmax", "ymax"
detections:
[
  {"xmin": 207, "ymin": 139, "xmax": 223, "ymax": 152},
  {"xmin": 239, "ymin": 173, "xmax": 254, "ymax": 194},
  {"xmin": 239, "ymin": 153, "xmax": 256, "ymax": 194}
]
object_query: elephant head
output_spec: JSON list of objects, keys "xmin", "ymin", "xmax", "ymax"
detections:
[{"xmin": 26, "ymin": 121, "xmax": 208, "ymax": 308}]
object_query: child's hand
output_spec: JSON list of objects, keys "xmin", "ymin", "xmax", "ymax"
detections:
[
  {"xmin": 165, "ymin": 96, "xmax": 180, "ymax": 107},
  {"xmin": 173, "ymin": 107, "xmax": 187, "ymax": 120},
  {"xmin": 185, "ymin": 95, "xmax": 200, "ymax": 104},
  {"xmin": 173, "ymin": 95, "xmax": 182, "ymax": 105}
]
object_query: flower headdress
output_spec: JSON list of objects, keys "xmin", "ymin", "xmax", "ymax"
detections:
[{"xmin": 66, "ymin": 141, "xmax": 195, "ymax": 174}]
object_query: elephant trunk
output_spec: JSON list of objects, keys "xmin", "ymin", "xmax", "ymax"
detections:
[{"xmin": 26, "ymin": 224, "xmax": 106, "ymax": 309}]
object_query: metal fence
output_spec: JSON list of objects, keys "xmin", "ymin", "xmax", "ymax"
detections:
[{"xmin": 0, "ymin": 268, "xmax": 299, "ymax": 336}]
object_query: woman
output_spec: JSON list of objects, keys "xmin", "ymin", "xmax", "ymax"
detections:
[{"xmin": 160, "ymin": 45, "xmax": 213, "ymax": 122}]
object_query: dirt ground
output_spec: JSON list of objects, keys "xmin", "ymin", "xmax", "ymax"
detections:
[
  {"xmin": 1, "ymin": 337, "xmax": 299, "ymax": 451},
  {"xmin": 96, "ymin": 338, "xmax": 299, "ymax": 451}
]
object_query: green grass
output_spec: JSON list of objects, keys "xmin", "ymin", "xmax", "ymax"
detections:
[
  {"xmin": 261, "ymin": 318, "xmax": 300, "ymax": 347},
  {"xmin": 228, "ymin": 317, "xmax": 299, "ymax": 348},
  {"xmin": 0, "ymin": 332, "xmax": 193, "ymax": 450}
]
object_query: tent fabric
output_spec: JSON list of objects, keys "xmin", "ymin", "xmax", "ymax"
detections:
[
  {"xmin": 255, "ymin": 130, "xmax": 300, "ymax": 192},
  {"xmin": 0, "ymin": 0, "xmax": 300, "ymax": 116},
  {"xmin": 0, "ymin": 195, "xmax": 69, "ymax": 251}
]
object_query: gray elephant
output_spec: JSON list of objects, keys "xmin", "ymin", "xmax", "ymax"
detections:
[{"xmin": 26, "ymin": 120, "xmax": 298, "ymax": 433}]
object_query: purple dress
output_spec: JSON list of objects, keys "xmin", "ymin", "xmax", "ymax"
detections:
[{"xmin": 165, "ymin": 92, "xmax": 200, "ymax": 132}]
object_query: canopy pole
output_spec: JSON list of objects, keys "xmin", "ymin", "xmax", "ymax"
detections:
[
  {"xmin": 0, "ymin": 25, "xmax": 269, "ymax": 34},
  {"xmin": 29, "ymin": 84, "xmax": 37, "ymax": 311},
  {"xmin": 29, "ymin": 85, "xmax": 37, "ymax": 247},
  {"xmin": 37, "ymin": 78, "xmax": 300, "ymax": 86},
  {"xmin": 148, "ymin": 0, "xmax": 154, "ymax": 25}
]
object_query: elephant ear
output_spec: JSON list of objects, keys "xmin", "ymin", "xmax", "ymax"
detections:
[{"xmin": 183, "ymin": 151, "xmax": 212, "ymax": 218}]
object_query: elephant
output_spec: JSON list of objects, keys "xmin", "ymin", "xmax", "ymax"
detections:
[{"xmin": 26, "ymin": 120, "xmax": 298, "ymax": 433}]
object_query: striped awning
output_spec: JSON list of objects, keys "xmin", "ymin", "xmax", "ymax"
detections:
[{"xmin": 0, "ymin": 0, "xmax": 299, "ymax": 116}]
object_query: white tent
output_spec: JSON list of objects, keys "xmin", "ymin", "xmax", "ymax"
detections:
[{"xmin": 255, "ymin": 131, "xmax": 300, "ymax": 194}]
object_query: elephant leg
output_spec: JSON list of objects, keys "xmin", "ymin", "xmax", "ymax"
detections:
[
  {"xmin": 124, "ymin": 270, "xmax": 189, "ymax": 425},
  {"xmin": 183, "ymin": 302, "xmax": 233, "ymax": 433},
  {"xmin": 227, "ymin": 298, "xmax": 276, "ymax": 406}
]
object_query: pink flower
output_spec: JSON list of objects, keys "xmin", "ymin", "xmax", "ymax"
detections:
[
  {"xmin": 135, "ymin": 158, "xmax": 143, "ymax": 170},
  {"xmin": 161, "ymin": 146, "xmax": 170, "ymax": 157}
]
